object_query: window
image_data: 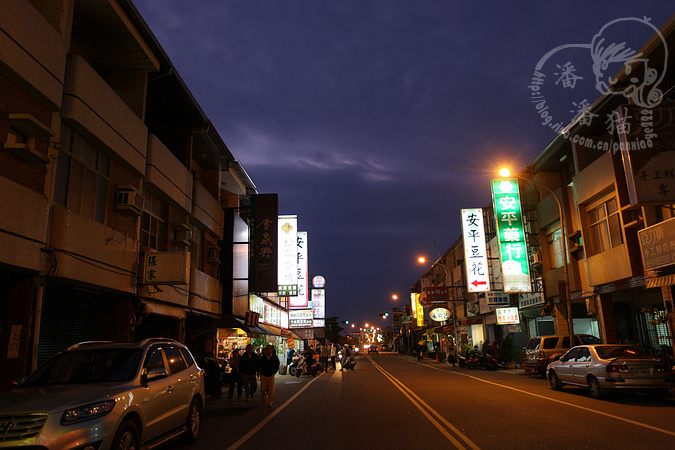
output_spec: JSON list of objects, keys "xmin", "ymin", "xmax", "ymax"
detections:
[
  {"xmin": 144, "ymin": 347, "xmax": 165, "ymax": 373},
  {"xmin": 587, "ymin": 194, "xmax": 623, "ymax": 255},
  {"xmin": 577, "ymin": 347, "xmax": 591, "ymax": 362},
  {"xmin": 141, "ymin": 192, "xmax": 167, "ymax": 251},
  {"xmin": 164, "ymin": 347, "xmax": 187, "ymax": 373},
  {"xmin": 547, "ymin": 225, "xmax": 564, "ymax": 269},
  {"xmin": 561, "ymin": 348, "xmax": 580, "ymax": 362},
  {"xmin": 54, "ymin": 124, "xmax": 109, "ymax": 223},
  {"xmin": 189, "ymin": 223, "xmax": 202, "ymax": 271},
  {"xmin": 543, "ymin": 337, "xmax": 559, "ymax": 349}
]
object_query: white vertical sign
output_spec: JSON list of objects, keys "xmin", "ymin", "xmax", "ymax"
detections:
[
  {"xmin": 461, "ymin": 208, "xmax": 491, "ymax": 292},
  {"xmin": 290, "ymin": 231, "xmax": 309, "ymax": 308},
  {"xmin": 278, "ymin": 215, "xmax": 298, "ymax": 296}
]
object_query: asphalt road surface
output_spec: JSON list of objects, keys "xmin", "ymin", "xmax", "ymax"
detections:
[{"xmin": 167, "ymin": 352, "xmax": 675, "ymax": 449}]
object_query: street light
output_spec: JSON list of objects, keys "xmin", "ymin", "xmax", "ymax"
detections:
[{"xmin": 499, "ymin": 168, "xmax": 574, "ymax": 346}]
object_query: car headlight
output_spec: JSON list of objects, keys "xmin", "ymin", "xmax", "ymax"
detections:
[{"xmin": 61, "ymin": 400, "xmax": 116, "ymax": 425}]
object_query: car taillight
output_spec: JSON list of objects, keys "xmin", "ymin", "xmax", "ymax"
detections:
[
  {"xmin": 538, "ymin": 350, "xmax": 544, "ymax": 358},
  {"xmin": 605, "ymin": 363, "xmax": 630, "ymax": 373}
]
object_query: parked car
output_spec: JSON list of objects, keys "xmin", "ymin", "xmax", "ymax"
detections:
[
  {"xmin": 0, "ymin": 338, "xmax": 205, "ymax": 449},
  {"xmin": 524, "ymin": 334, "xmax": 602, "ymax": 375},
  {"xmin": 547, "ymin": 344, "xmax": 675, "ymax": 399}
]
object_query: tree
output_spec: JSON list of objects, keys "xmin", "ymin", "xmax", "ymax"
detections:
[{"xmin": 325, "ymin": 317, "xmax": 343, "ymax": 344}]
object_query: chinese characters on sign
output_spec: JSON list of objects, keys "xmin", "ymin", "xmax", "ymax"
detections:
[
  {"xmin": 289, "ymin": 309, "xmax": 313, "ymax": 328},
  {"xmin": 618, "ymin": 103, "xmax": 675, "ymax": 206},
  {"xmin": 495, "ymin": 307, "xmax": 520, "ymax": 325},
  {"xmin": 142, "ymin": 251, "xmax": 189, "ymax": 285},
  {"xmin": 491, "ymin": 179, "xmax": 532, "ymax": 293},
  {"xmin": 290, "ymin": 231, "xmax": 309, "ymax": 308},
  {"xmin": 278, "ymin": 215, "xmax": 298, "ymax": 296},
  {"xmin": 638, "ymin": 216, "xmax": 675, "ymax": 271},
  {"xmin": 461, "ymin": 208, "xmax": 491, "ymax": 292},
  {"xmin": 251, "ymin": 194, "xmax": 278, "ymax": 293},
  {"xmin": 424, "ymin": 285, "xmax": 450, "ymax": 302}
]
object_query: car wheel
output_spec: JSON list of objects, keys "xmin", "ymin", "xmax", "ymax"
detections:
[
  {"xmin": 588, "ymin": 376, "xmax": 603, "ymax": 399},
  {"xmin": 181, "ymin": 398, "xmax": 202, "ymax": 443},
  {"xmin": 112, "ymin": 419, "xmax": 140, "ymax": 450},
  {"xmin": 548, "ymin": 371, "xmax": 562, "ymax": 390}
]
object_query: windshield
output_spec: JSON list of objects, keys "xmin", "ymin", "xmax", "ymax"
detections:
[
  {"xmin": 579, "ymin": 335, "xmax": 602, "ymax": 345},
  {"xmin": 23, "ymin": 348, "xmax": 143, "ymax": 386},
  {"xmin": 595, "ymin": 346, "xmax": 650, "ymax": 360}
]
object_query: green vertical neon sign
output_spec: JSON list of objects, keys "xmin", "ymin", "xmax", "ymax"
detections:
[{"xmin": 491, "ymin": 178, "xmax": 532, "ymax": 293}]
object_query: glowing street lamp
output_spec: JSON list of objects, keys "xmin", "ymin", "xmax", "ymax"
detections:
[{"xmin": 499, "ymin": 168, "xmax": 574, "ymax": 345}]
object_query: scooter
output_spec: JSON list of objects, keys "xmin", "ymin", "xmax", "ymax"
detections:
[
  {"xmin": 341, "ymin": 355, "xmax": 356, "ymax": 370},
  {"xmin": 288, "ymin": 355, "xmax": 302, "ymax": 377},
  {"xmin": 457, "ymin": 351, "xmax": 468, "ymax": 368},
  {"xmin": 466, "ymin": 350, "xmax": 482, "ymax": 370},
  {"xmin": 297, "ymin": 357, "xmax": 323, "ymax": 377}
]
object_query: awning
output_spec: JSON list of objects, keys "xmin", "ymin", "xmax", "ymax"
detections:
[
  {"xmin": 646, "ymin": 274, "xmax": 675, "ymax": 289},
  {"xmin": 143, "ymin": 301, "xmax": 186, "ymax": 319},
  {"xmin": 218, "ymin": 315, "xmax": 271, "ymax": 335},
  {"xmin": 433, "ymin": 325, "xmax": 454, "ymax": 334},
  {"xmin": 259, "ymin": 323, "xmax": 283, "ymax": 336}
]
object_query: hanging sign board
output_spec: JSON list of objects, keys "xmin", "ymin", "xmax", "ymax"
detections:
[
  {"xmin": 491, "ymin": 179, "xmax": 532, "ymax": 293},
  {"xmin": 461, "ymin": 209, "xmax": 491, "ymax": 292}
]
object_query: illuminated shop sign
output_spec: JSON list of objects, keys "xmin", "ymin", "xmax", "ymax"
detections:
[
  {"xmin": 278, "ymin": 215, "xmax": 298, "ymax": 296},
  {"xmin": 495, "ymin": 307, "xmax": 520, "ymax": 325},
  {"xmin": 461, "ymin": 208, "xmax": 491, "ymax": 292},
  {"xmin": 290, "ymin": 231, "xmax": 309, "ymax": 308},
  {"xmin": 312, "ymin": 289, "xmax": 325, "ymax": 319},
  {"xmin": 491, "ymin": 179, "xmax": 532, "ymax": 293},
  {"xmin": 289, "ymin": 309, "xmax": 313, "ymax": 328}
]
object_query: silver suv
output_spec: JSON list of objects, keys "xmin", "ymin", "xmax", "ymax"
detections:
[
  {"xmin": 524, "ymin": 334, "xmax": 602, "ymax": 375},
  {"xmin": 0, "ymin": 338, "xmax": 205, "ymax": 449}
]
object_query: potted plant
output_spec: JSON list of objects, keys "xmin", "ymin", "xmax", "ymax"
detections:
[{"xmin": 501, "ymin": 335, "xmax": 516, "ymax": 369}]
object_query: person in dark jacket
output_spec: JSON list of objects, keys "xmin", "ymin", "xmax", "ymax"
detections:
[
  {"xmin": 203, "ymin": 352, "xmax": 222, "ymax": 398},
  {"xmin": 239, "ymin": 344, "xmax": 259, "ymax": 401},
  {"xmin": 258, "ymin": 344, "xmax": 280, "ymax": 408}
]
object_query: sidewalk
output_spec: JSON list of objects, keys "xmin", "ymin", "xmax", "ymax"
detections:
[{"xmin": 404, "ymin": 353, "xmax": 529, "ymax": 375}]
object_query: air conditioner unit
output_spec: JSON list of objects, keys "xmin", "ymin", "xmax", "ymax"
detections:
[
  {"xmin": 207, "ymin": 246, "xmax": 221, "ymax": 263},
  {"xmin": 533, "ymin": 252, "xmax": 543, "ymax": 264},
  {"xmin": 115, "ymin": 186, "xmax": 143, "ymax": 216}
]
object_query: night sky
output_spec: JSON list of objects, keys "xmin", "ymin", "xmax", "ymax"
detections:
[{"xmin": 132, "ymin": 1, "xmax": 674, "ymax": 329}]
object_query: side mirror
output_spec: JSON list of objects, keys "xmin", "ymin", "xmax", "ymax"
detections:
[{"xmin": 143, "ymin": 367, "xmax": 168, "ymax": 383}]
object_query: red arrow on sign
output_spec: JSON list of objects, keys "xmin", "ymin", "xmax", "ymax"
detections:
[{"xmin": 471, "ymin": 280, "xmax": 487, "ymax": 287}]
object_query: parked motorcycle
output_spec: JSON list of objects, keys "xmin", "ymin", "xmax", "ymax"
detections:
[
  {"xmin": 466, "ymin": 350, "xmax": 482, "ymax": 370},
  {"xmin": 297, "ymin": 357, "xmax": 323, "ymax": 377},
  {"xmin": 288, "ymin": 355, "xmax": 302, "ymax": 377},
  {"xmin": 457, "ymin": 351, "xmax": 468, "ymax": 368}
]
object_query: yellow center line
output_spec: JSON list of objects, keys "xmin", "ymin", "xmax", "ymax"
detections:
[{"xmin": 368, "ymin": 356, "xmax": 480, "ymax": 449}]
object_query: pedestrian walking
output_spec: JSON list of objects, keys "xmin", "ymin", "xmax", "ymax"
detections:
[
  {"xmin": 203, "ymin": 352, "xmax": 222, "ymax": 399},
  {"xmin": 227, "ymin": 349, "xmax": 243, "ymax": 399},
  {"xmin": 258, "ymin": 344, "xmax": 280, "ymax": 408},
  {"xmin": 330, "ymin": 344, "xmax": 337, "ymax": 370},
  {"xmin": 239, "ymin": 344, "xmax": 259, "ymax": 401},
  {"xmin": 320, "ymin": 343, "xmax": 329, "ymax": 372}
]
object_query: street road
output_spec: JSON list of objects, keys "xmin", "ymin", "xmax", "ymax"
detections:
[{"xmin": 168, "ymin": 352, "xmax": 675, "ymax": 449}]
